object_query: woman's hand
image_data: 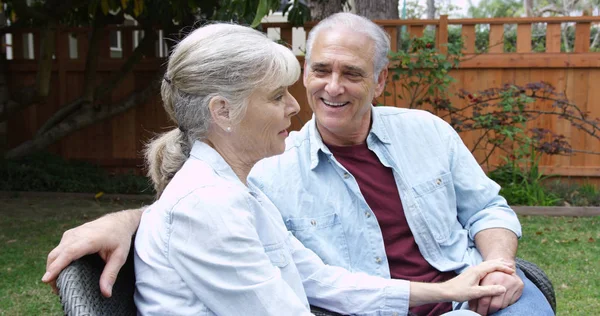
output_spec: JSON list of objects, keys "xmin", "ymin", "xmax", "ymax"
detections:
[{"xmin": 443, "ymin": 259, "xmax": 515, "ymax": 303}]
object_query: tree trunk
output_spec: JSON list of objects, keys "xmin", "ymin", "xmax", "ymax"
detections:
[
  {"xmin": 427, "ymin": 0, "xmax": 436, "ymax": 19},
  {"xmin": 307, "ymin": 0, "xmax": 343, "ymax": 21},
  {"xmin": 354, "ymin": 0, "xmax": 399, "ymax": 19},
  {"xmin": 524, "ymin": 0, "xmax": 534, "ymax": 17}
]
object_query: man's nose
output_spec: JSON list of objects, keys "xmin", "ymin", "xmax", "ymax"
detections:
[{"xmin": 324, "ymin": 73, "xmax": 344, "ymax": 96}]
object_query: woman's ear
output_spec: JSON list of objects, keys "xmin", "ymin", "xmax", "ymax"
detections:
[{"xmin": 208, "ymin": 96, "xmax": 232, "ymax": 131}]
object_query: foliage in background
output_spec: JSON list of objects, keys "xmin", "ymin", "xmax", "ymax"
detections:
[
  {"xmin": 0, "ymin": 152, "xmax": 153, "ymax": 194},
  {"xmin": 0, "ymin": 0, "xmax": 311, "ymax": 160},
  {"xmin": 386, "ymin": 34, "xmax": 600, "ymax": 205},
  {"xmin": 545, "ymin": 181, "xmax": 600, "ymax": 206}
]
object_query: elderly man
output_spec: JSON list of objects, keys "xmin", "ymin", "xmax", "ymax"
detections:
[{"xmin": 43, "ymin": 13, "xmax": 553, "ymax": 316}]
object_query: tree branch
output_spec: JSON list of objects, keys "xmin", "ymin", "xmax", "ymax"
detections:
[
  {"xmin": 36, "ymin": 24, "xmax": 157, "ymax": 136},
  {"xmin": 5, "ymin": 74, "xmax": 162, "ymax": 159}
]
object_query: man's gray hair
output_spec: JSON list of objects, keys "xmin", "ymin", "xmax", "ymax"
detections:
[
  {"xmin": 145, "ymin": 23, "xmax": 301, "ymax": 196},
  {"xmin": 305, "ymin": 12, "xmax": 391, "ymax": 78}
]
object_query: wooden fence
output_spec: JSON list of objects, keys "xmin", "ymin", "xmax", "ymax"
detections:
[{"xmin": 5, "ymin": 16, "xmax": 600, "ymax": 183}]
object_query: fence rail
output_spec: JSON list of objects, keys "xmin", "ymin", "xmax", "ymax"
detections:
[{"xmin": 4, "ymin": 15, "xmax": 600, "ymax": 183}]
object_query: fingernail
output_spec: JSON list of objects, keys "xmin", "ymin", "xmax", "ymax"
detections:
[{"xmin": 41, "ymin": 272, "xmax": 50, "ymax": 282}]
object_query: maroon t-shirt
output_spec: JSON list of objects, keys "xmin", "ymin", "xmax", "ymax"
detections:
[{"xmin": 327, "ymin": 142, "xmax": 456, "ymax": 316}]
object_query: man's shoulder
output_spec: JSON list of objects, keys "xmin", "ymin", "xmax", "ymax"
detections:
[{"xmin": 250, "ymin": 122, "xmax": 313, "ymax": 188}]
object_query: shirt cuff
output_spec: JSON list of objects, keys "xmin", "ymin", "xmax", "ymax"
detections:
[{"xmin": 382, "ymin": 279, "xmax": 410, "ymax": 316}]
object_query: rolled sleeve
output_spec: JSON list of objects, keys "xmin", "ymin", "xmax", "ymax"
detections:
[{"xmin": 445, "ymin": 127, "xmax": 522, "ymax": 241}]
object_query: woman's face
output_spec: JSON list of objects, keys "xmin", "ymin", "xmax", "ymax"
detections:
[{"xmin": 232, "ymin": 86, "xmax": 300, "ymax": 162}]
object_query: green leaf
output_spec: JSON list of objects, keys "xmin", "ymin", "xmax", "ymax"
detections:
[
  {"xmin": 250, "ymin": 0, "xmax": 270, "ymax": 28},
  {"xmin": 100, "ymin": 0, "xmax": 109, "ymax": 15}
]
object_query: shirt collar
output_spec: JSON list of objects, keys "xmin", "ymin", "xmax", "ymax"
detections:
[
  {"xmin": 308, "ymin": 105, "xmax": 391, "ymax": 170},
  {"xmin": 189, "ymin": 140, "xmax": 247, "ymax": 188}
]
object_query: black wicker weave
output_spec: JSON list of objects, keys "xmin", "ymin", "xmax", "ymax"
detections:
[
  {"xmin": 515, "ymin": 257, "xmax": 556, "ymax": 313},
  {"xmin": 56, "ymin": 253, "xmax": 555, "ymax": 316}
]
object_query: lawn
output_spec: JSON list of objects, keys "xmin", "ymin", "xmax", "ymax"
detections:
[{"xmin": 0, "ymin": 196, "xmax": 598, "ymax": 315}]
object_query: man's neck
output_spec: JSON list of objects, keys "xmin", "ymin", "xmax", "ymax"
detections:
[{"xmin": 316, "ymin": 110, "xmax": 372, "ymax": 147}]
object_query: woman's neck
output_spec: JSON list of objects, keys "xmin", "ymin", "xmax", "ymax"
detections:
[{"xmin": 204, "ymin": 139, "xmax": 256, "ymax": 185}]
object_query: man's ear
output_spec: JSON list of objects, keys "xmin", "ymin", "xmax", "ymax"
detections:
[
  {"xmin": 303, "ymin": 61, "xmax": 309, "ymax": 86},
  {"xmin": 208, "ymin": 96, "xmax": 231, "ymax": 131},
  {"xmin": 374, "ymin": 64, "xmax": 388, "ymax": 97}
]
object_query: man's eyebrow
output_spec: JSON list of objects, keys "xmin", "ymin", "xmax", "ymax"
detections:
[
  {"xmin": 310, "ymin": 62, "xmax": 329, "ymax": 69},
  {"xmin": 342, "ymin": 65, "xmax": 366, "ymax": 75}
]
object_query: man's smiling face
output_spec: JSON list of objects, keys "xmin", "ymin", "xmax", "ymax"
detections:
[{"xmin": 303, "ymin": 27, "xmax": 387, "ymax": 145}]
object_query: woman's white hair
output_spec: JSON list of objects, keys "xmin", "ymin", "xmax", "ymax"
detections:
[
  {"xmin": 305, "ymin": 12, "xmax": 390, "ymax": 78},
  {"xmin": 145, "ymin": 23, "xmax": 300, "ymax": 197}
]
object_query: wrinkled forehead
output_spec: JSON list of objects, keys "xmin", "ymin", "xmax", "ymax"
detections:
[{"xmin": 310, "ymin": 28, "xmax": 376, "ymax": 70}]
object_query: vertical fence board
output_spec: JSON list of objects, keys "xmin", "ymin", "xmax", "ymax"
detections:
[
  {"xmin": 489, "ymin": 24, "xmax": 504, "ymax": 53},
  {"xmin": 546, "ymin": 23, "xmax": 561, "ymax": 53},
  {"xmin": 517, "ymin": 24, "xmax": 532, "ymax": 53},
  {"xmin": 574, "ymin": 22, "xmax": 591, "ymax": 53},
  {"xmin": 461, "ymin": 24, "xmax": 476, "ymax": 54},
  {"xmin": 437, "ymin": 15, "xmax": 448, "ymax": 55}
]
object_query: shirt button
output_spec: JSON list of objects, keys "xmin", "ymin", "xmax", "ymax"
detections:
[
  {"xmin": 365, "ymin": 212, "xmax": 371, "ymax": 218},
  {"xmin": 310, "ymin": 219, "xmax": 317, "ymax": 226},
  {"xmin": 392, "ymin": 313, "xmax": 399, "ymax": 316},
  {"xmin": 375, "ymin": 257, "xmax": 382, "ymax": 264},
  {"xmin": 436, "ymin": 178, "xmax": 442, "ymax": 185},
  {"xmin": 343, "ymin": 173, "xmax": 350, "ymax": 179}
]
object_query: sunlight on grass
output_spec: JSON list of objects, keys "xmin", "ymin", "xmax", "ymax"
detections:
[{"xmin": 0, "ymin": 196, "xmax": 598, "ymax": 315}]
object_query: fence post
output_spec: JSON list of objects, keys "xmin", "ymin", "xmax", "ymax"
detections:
[
  {"xmin": 56, "ymin": 28, "xmax": 69, "ymax": 106},
  {"xmin": 437, "ymin": 15, "xmax": 448, "ymax": 55},
  {"xmin": 546, "ymin": 23, "xmax": 561, "ymax": 53},
  {"xmin": 574, "ymin": 21, "xmax": 591, "ymax": 53},
  {"xmin": 461, "ymin": 24, "xmax": 476, "ymax": 54},
  {"xmin": 489, "ymin": 23, "xmax": 504, "ymax": 53},
  {"xmin": 517, "ymin": 23, "xmax": 532, "ymax": 53}
]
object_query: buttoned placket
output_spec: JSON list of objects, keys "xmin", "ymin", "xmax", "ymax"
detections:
[
  {"xmin": 326, "ymin": 148, "xmax": 390, "ymax": 278},
  {"xmin": 368, "ymin": 138, "xmax": 447, "ymax": 269}
]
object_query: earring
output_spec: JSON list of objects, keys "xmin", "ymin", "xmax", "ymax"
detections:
[{"xmin": 226, "ymin": 127, "xmax": 231, "ymax": 132}]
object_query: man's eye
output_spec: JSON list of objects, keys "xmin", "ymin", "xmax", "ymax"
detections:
[
  {"xmin": 313, "ymin": 69, "xmax": 328, "ymax": 74},
  {"xmin": 274, "ymin": 94, "xmax": 284, "ymax": 101}
]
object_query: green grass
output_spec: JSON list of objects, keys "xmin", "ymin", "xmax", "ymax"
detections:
[
  {"xmin": 0, "ymin": 196, "xmax": 598, "ymax": 315},
  {"xmin": 0, "ymin": 196, "xmax": 146, "ymax": 316},
  {"xmin": 517, "ymin": 215, "xmax": 600, "ymax": 315}
]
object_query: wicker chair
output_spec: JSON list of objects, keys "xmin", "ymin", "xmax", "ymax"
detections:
[{"xmin": 56, "ymin": 252, "xmax": 556, "ymax": 316}]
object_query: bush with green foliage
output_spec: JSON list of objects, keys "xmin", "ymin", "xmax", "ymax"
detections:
[
  {"xmin": 0, "ymin": 153, "xmax": 153, "ymax": 194},
  {"xmin": 387, "ymin": 34, "xmax": 600, "ymax": 206}
]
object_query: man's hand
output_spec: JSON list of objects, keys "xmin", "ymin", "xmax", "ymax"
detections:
[
  {"xmin": 468, "ymin": 268, "xmax": 524, "ymax": 315},
  {"xmin": 42, "ymin": 208, "xmax": 144, "ymax": 298},
  {"xmin": 410, "ymin": 259, "xmax": 514, "ymax": 307}
]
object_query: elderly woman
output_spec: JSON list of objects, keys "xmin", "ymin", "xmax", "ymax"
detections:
[{"xmin": 123, "ymin": 24, "xmax": 511, "ymax": 315}]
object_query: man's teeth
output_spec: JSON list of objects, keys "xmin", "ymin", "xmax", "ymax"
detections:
[{"xmin": 322, "ymin": 99, "xmax": 347, "ymax": 107}]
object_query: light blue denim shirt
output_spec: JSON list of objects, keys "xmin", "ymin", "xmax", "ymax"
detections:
[
  {"xmin": 134, "ymin": 141, "xmax": 411, "ymax": 316},
  {"xmin": 250, "ymin": 106, "xmax": 521, "ymax": 288}
]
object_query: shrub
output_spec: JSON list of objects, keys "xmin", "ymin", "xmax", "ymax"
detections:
[{"xmin": 0, "ymin": 152, "xmax": 154, "ymax": 194}]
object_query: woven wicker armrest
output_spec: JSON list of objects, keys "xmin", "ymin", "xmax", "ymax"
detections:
[{"xmin": 55, "ymin": 251, "xmax": 555, "ymax": 316}]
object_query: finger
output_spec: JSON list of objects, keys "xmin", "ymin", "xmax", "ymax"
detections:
[
  {"xmin": 49, "ymin": 280, "xmax": 59, "ymax": 295},
  {"xmin": 475, "ymin": 294, "xmax": 493, "ymax": 316},
  {"xmin": 477, "ymin": 285, "xmax": 507, "ymax": 298},
  {"xmin": 468, "ymin": 298, "xmax": 478, "ymax": 312},
  {"xmin": 99, "ymin": 249, "xmax": 129, "ymax": 298},
  {"xmin": 43, "ymin": 244, "xmax": 87, "ymax": 284},
  {"xmin": 476, "ymin": 261, "xmax": 515, "ymax": 276},
  {"xmin": 487, "ymin": 293, "xmax": 505, "ymax": 314}
]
